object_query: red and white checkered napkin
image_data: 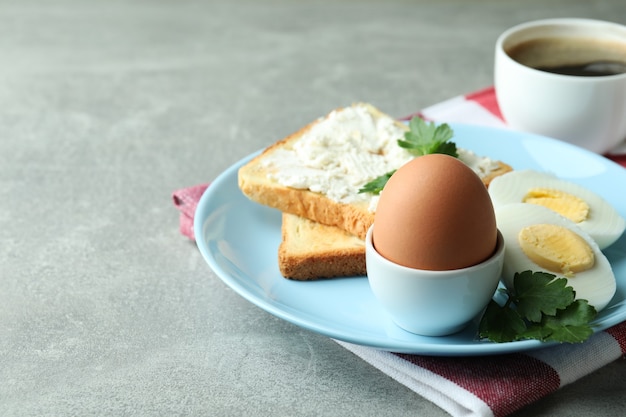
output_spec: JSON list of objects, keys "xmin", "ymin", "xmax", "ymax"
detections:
[
  {"xmin": 172, "ymin": 183, "xmax": 207, "ymax": 240},
  {"xmin": 173, "ymin": 87, "xmax": 626, "ymax": 417},
  {"xmin": 336, "ymin": 325, "xmax": 626, "ymax": 417}
]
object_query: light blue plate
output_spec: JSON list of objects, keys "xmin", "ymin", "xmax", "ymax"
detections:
[{"xmin": 194, "ymin": 123, "xmax": 626, "ymax": 356}]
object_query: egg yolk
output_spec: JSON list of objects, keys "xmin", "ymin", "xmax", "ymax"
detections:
[
  {"xmin": 518, "ymin": 224, "xmax": 595, "ymax": 278},
  {"xmin": 522, "ymin": 187, "xmax": 590, "ymax": 223}
]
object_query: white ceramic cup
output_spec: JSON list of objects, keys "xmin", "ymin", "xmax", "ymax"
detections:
[
  {"xmin": 494, "ymin": 18, "xmax": 626, "ymax": 154},
  {"xmin": 365, "ymin": 226, "xmax": 505, "ymax": 337}
]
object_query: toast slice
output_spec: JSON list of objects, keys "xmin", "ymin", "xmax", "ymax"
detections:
[
  {"xmin": 238, "ymin": 103, "xmax": 397, "ymax": 240},
  {"xmin": 279, "ymin": 213, "xmax": 366, "ymax": 280},
  {"xmin": 239, "ymin": 102, "xmax": 512, "ymax": 240}
]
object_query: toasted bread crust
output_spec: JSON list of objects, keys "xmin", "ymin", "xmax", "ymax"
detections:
[
  {"xmin": 482, "ymin": 161, "xmax": 513, "ymax": 187},
  {"xmin": 278, "ymin": 213, "xmax": 366, "ymax": 280},
  {"xmin": 239, "ymin": 175, "xmax": 374, "ymax": 240}
]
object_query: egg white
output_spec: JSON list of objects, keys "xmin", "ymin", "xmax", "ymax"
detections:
[
  {"xmin": 489, "ymin": 170, "xmax": 625, "ymax": 249},
  {"xmin": 496, "ymin": 203, "xmax": 616, "ymax": 312}
]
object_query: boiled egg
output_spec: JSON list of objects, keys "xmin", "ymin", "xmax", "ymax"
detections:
[
  {"xmin": 373, "ymin": 154, "xmax": 498, "ymax": 271},
  {"xmin": 496, "ymin": 203, "xmax": 616, "ymax": 311},
  {"xmin": 489, "ymin": 170, "xmax": 625, "ymax": 249}
]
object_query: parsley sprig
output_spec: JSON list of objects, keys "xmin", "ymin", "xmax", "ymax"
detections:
[
  {"xmin": 358, "ymin": 117, "xmax": 457, "ymax": 195},
  {"xmin": 398, "ymin": 116, "xmax": 458, "ymax": 158},
  {"xmin": 478, "ymin": 271, "xmax": 598, "ymax": 344},
  {"xmin": 358, "ymin": 170, "xmax": 396, "ymax": 195}
]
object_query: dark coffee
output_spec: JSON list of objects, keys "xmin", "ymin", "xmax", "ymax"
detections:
[{"xmin": 507, "ymin": 36, "xmax": 626, "ymax": 76}]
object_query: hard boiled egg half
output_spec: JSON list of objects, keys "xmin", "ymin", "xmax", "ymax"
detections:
[
  {"xmin": 495, "ymin": 203, "xmax": 616, "ymax": 311},
  {"xmin": 489, "ymin": 170, "xmax": 625, "ymax": 249}
]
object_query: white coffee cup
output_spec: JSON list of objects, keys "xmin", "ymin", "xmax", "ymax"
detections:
[{"xmin": 495, "ymin": 18, "xmax": 626, "ymax": 154}]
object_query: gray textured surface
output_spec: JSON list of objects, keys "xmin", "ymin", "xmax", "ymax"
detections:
[{"xmin": 1, "ymin": 1, "xmax": 625, "ymax": 416}]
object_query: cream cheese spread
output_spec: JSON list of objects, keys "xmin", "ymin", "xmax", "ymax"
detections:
[{"xmin": 261, "ymin": 105, "xmax": 501, "ymax": 211}]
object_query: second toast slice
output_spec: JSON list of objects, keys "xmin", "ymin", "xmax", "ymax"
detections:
[{"xmin": 278, "ymin": 213, "xmax": 366, "ymax": 280}]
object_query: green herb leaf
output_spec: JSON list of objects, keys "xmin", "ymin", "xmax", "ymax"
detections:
[
  {"xmin": 513, "ymin": 271, "xmax": 575, "ymax": 323},
  {"xmin": 478, "ymin": 270, "xmax": 598, "ymax": 344},
  {"xmin": 398, "ymin": 117, "xmax": 458, "ymax": 157},
  {"xmin": 358, "ymin": 170, "xmax": 395, "ymax": 194},
  {"xmin": 358, "ymin": 117, "xmax": 458, "ymax": 195},
  {"xmin": 433, "ymin": 140, "xmax": 458, "ymax": 157},
  {"xmin": 536, "ymin": 300, "xmax": 597, "ymax": 343},
  {"xmin": 478, "ymin": 300, "xmax": 527, "ymax": 343}
]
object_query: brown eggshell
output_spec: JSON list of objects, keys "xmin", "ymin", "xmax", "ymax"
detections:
[{"xmin": 372, "ymin": 154, "xmax": 498, "ymax": 271}]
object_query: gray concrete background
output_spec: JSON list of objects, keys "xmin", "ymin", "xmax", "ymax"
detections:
[{"xmin": 1, "ymin": 1, "xmax": 625, "ymax": 416}]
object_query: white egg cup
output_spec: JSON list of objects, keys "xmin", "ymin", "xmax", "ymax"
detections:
[{"xmin": 365, "ymin": 226, "xmax": 505, "ymax": 337}]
